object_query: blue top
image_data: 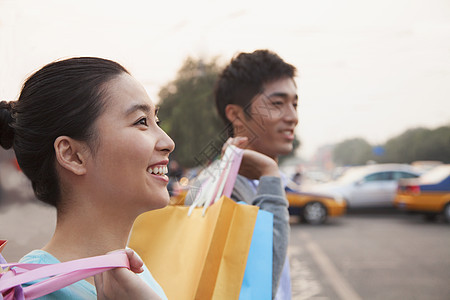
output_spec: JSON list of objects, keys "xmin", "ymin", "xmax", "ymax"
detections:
[{"xmin": 19, "ymin": 250, "xmax": 168, "ymax": 300}]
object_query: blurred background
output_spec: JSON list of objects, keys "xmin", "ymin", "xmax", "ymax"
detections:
[{"xmin": 1, "ymin": 0, "xmax": 450, "ymax": 299}]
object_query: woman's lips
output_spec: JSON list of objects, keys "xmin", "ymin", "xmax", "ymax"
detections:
[{"xmin": 147, "ymin": 164, "xmax": 169, "ymax": 182}]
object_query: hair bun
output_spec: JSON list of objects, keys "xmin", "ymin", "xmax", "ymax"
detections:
[{"xmin": 0, "ymin": 100, "xmax": 15, "ymax": 149}]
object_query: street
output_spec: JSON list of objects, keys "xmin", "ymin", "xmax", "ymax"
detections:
[
  {"xmin": 288, "ymin": 212, "xmax": 450, "ymax": 300},
  {"xmin": 1, "ymin": 195, "xmax": 450, "ymax": 299}
]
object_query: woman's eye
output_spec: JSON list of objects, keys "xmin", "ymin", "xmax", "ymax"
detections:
[
  {"xmin": 135, "ymin": 118, "xmax": 148, "ymax": 126},
  {"xmin": 271, "ymin": 101, "xmax": 284, "ymax": 106}
]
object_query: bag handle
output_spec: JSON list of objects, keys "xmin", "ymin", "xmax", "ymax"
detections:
[
  {"xmin": 0, "ymin": 251, "xmax": 129, "ymax": 300},
  {"xmin": 188, "ymin": 145, "xmax": 244, "ymax": 215},
  {"xmin": 221, "ymin": 146, "xmax": 244, "ymax": 198}
]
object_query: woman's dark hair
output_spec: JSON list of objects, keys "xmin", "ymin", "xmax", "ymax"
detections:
[
  {"xmin": 0, "ymin": 57, "xmax": 129, "ymax": 207},
  {"xmin": 214, "ymin": 49, "xmax": 297, "ymax": 137}
]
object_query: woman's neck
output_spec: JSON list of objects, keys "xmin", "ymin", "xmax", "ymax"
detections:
[{"xmin": 42, "ymin": 197, "xmax": 136, "ymax": 263}]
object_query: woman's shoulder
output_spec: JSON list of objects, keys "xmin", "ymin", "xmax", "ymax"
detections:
[{"xmin": 19, "ymin": 249, "xmax": 97, "ymax": 299}]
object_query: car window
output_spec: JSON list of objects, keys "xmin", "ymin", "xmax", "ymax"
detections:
[
  {"xmin": 393, "ymin": 171, "xmax": 419, "ymax": 180},
  {"xmin": 364, "ymin": 172, "xmax": 392, "ymax": 182},
  {"xmin": 336, "ymin": 167, "xmax": 368, "ymax": 183}
]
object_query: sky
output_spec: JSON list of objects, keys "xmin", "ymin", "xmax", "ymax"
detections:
[{"xmin": 1, "ymin": 0, "xmax": 449, "ymax": 160}]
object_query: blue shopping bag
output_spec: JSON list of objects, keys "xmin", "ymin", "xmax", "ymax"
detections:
[{"xmin": 239, "ymin": 209, "xmax": 273, "ymax": 300}]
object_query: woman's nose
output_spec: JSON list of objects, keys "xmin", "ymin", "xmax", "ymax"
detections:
[{"xmin": 157, "ymin": 128, "xmax": 175, "ymax": 154}]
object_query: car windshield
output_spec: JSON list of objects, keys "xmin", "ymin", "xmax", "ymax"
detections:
[{"xmin": 418, "ymin": 165, "xmax": 450, "ymax": 184}]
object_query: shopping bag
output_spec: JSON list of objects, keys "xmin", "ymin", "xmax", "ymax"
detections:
[
  {"xmin": 0, "ymin": 242, "xmax": 129, "ymax": 300},
  {"xmin": 128, "ymin": 195, "xmax": 259, "ymax": 300},
  {"xmin": 239, "ymin": 209, "xmax": 273, "ymax": 300},
  {"xmin": 129, "ymin": 145, "xmax": 260, "ymax": 300},
  {"xmin": 0, "ymin": 240, "xmax": 6, "ymax": 253}
]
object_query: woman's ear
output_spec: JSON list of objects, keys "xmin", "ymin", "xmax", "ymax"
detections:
[{"xmin": 54, "ymin": 136, "xmax": 89, "ymax": 176}]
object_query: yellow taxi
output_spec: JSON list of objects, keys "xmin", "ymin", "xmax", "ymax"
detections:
[
  {"xmin": 169, "ymin": 185, "xmax": 347, "ymax": 225},
  {"xmin": 286, "ymin": 188, "xmax": 347, "ymax": 225},
  {"xmin": 394, "ymin": 164, "xmax": 450, "ymax": 222}
]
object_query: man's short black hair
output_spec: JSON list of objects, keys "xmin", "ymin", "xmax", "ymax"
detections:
[{"xmin": 214, "ymin": 49, "xmax": 297, "ymax": 137}]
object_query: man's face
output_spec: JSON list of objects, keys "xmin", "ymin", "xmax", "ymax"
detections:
[{"xmin": 238, "ymin": 77, "xmax": 298, "ymax": 160}]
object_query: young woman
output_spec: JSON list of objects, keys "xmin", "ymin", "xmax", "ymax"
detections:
[{"xmin": 0, "ymin": 57, "xmax": 174, "ymax": 299}]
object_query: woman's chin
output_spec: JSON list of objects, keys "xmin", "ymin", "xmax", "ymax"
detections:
[{"xmin": 152, "ymin": 192, "xmax": 171, "ymax": 210}]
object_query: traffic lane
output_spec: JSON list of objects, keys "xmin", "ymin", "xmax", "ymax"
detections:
[{"xmin": 289, "ymin": 213, "xmax": 450, "ymax": 300}]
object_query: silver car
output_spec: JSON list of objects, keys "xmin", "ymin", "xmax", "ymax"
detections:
[{"xmin": 305, "ymin": 164, "xmax": 421, "ymax": 208}]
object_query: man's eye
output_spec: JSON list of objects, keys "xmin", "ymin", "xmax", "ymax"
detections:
[{"xmin": 135, "ymin": 118, "xmax": 148, "ymax": 126}]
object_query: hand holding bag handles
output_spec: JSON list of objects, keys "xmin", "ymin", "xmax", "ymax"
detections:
[
  {"xmin": 0, "ymin": 243, "xmax": 129, "ymax": 300},
  {"xmin": 188, "ymin": 145, "xmax": 244, "ymax": 215}
]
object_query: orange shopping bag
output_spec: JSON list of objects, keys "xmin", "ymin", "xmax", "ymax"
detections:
[{"xmin": 128, "ymin": 196, "xmax": 258, "ymax": 300}]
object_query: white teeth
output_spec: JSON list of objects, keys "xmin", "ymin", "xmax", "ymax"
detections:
[{"xmin": 149, "ymin": 165, "xmax": 168, "ymax": 175}]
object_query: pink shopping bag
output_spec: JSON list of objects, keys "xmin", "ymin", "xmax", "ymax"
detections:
[{"xmin": 0, "ymin": 241, "xmax": 129, "ymax": 300}]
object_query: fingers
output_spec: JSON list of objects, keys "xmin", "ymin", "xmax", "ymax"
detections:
[
  {"xmin": 125, "ymin": 248, "xmax": 144, "ymax": 274},
  {"xmin": 106, "ymin": 249, "xmax": 144, "ymax": 274},
  {"xmin": 221, "ymin": 136, "xmax": 249, "ymax": 156},
  {"xmin": 93, "ymin": 272, "xmax": 103, "ymax": 292}
]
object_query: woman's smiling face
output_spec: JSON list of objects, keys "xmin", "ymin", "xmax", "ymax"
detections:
[{"xmin": 86, "ymin": 73, "xmax": 174, "ymax": 213}]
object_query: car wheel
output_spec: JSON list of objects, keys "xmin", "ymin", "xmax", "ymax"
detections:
[
  {"xmin": 302, "ymin": 201, "xmax": 327, "ymax": 225},
  {"xmin": 443, "ymin": 203, "xmax": 450, "ymax": 223}
]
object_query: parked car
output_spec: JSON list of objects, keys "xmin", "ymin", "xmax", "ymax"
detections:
[
  {"xmin": 304, "ymin": 164, "xmax": 422, "ymax": 209},
  {"xmin": 394, "ymin": 164, "xmax": 450, "ymax": 222},
  {"xmin": 286, "ymin": 188, "xmax": 346, "ymax": 224}
]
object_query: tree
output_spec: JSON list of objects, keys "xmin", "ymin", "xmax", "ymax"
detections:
[
  {"xmin": 330, "ymin": 125, "xmax": 450, "ymax": 166},
  {"xmin": 382, "ymin": 126, "xmax": 450, "ymax": 163},
  {"xmin": 333, "ymin": 138, "xmax": 373, "ymax": 166},
  {"xmin": 157, "ymin": 57, "xmax": 224, "ymax": 168}
]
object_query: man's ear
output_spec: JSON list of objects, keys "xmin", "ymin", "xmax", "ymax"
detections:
[
  {"xmin": 54, "ymin": 136, "xmax": 89, "ymax": 176},
  {"xmin": 225, "ymin": 104, "xmax": 245, "ymax": 127}
]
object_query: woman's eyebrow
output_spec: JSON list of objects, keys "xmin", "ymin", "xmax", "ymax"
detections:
[{"xmin": 124, "ymin": 103, "xmax": 152, "ymax": 116}]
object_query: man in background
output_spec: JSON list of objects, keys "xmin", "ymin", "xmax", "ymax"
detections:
[{"xmin": 214, "ymin": 49, "xmax": 298, "ymax": 299}]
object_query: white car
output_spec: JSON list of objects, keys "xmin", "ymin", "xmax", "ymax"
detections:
[{"xmin": 304, "ymin": 164, "xmax": 422, "ymax": 208}]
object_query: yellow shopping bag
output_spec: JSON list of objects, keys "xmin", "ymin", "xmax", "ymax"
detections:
[{"xmin": 128, "ymin": 195, "xmax": 259, "ymax": 300}]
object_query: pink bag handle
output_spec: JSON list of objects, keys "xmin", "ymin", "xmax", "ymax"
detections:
[
  {"xmin": 188, "ymin": 145, "xmax": 244, "ymax": 216},
  {"xmin": 221, "ymin": 146, "xmax": 244, "ymax": 198},
  {"xmin": 209, "ymin": 145, "xmax": 244, "ymax": 202},
  {"xmin": 0, "ymin": 251, "xmax": 129, "ymax": 300}
]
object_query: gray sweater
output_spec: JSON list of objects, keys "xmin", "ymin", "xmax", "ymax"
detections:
[{"xmin": 186, "ymin": 169, "xmax": 290, "ymax": 299}]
